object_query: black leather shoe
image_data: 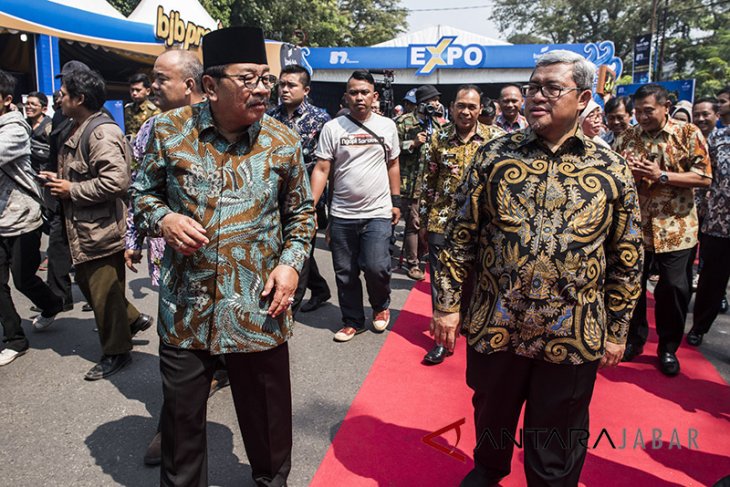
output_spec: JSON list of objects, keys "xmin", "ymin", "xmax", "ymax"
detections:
[
  {"xmin": 686, "ymin": 330, "xmax": 703, "ymax": 347},
  {"xmin": 143, "ymin": 432, "xmax": 161, "ymax": 466},
  {"xmin": 300, "ymin": 294, "xmax": 331, "ymax": 313},
  {"xmin": 130, "ymin": 313, "xmax": 154, "ymax": 336},
  {"xmin": 721, "ymin": 296, "xmax": 729, "ymax": 314},
  {"xmin": 82, "ymin": 303, "xmax": 93, "ymax": 312},
  {"xmin": 621, "ymin": 342, "xmax": 644, "ymax": 362},
  {"xmin": 423, "ymin": 344, "xmax": 452, "ymax": 365},
  {"xmin": 209, "ymin": 369, "xmax": 230, "ymax": 397},
  {"xmin": 658, "ymin": 352, "xmax": 680, "ymax": 376},
  {"xmin": 84, "ymin": 353, "xmax": 132, "ymax": 381}
]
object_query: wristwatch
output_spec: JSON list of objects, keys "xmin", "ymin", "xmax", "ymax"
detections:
[{"xmin": 658, "ymin": 171, "xmax": 669, "ymax": 184}]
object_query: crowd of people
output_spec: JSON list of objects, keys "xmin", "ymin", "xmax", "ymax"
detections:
[{"xmin": 0, "ymin": 24, "xmax": 728, "ymax": 487}]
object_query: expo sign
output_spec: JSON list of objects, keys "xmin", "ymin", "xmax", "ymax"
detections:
[{"xmin": 408, "ymin": 37, "xmax": 486, "ymax": 75}]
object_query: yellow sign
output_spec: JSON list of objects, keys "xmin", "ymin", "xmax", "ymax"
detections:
[{"xmin": 155, "ymin": 6, "xmax": 211, "ymax": 50}]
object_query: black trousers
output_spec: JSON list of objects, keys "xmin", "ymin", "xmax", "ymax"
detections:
[
  {"xmin": 291, "ymin": 232, "xmax": 330, "ymax": 313},
  {"xmin": 0, "ymin": 228, "xmax": 63, "ymax": 352},
  {"xmin": 461, "ymin": 347, "xmax": 599, "ymax": 487},
  {"xmin": 45, "ymin": 206, "xmax": 73, "ymax": 308},
  {"xmin": 159, "ymin": 342, "xmax": 292, "ymax": 487},
  {"xmin": 692, "ymin": 235, "xmax": 730, "ymax": 335},
  {"xmin": 627, "ymin": 248, "xmax": 693, "ymax": 354},
  {"xmin": 462, "ymin": 349, "xmax": 599, "ymax": 487}
]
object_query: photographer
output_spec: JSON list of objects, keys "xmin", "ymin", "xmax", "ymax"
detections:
[
  {"xmin": 478, "ymin": 98, "xmax": 497, "ymax": 126},
  {"xmin": 395, "ymin": 85, "xmax": 445, "ymax": 280}
]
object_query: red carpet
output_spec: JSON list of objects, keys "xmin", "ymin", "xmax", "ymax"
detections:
[{"xmin": 310, "ymin": 277, "xmax": 730, "ymax": 487}]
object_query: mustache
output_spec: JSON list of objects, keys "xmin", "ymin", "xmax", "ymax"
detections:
[{"xmin": 246, "ymin": 96, "xmax": 269, "ymax": 108}]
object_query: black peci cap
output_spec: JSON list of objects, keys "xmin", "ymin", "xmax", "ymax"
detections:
[{"xmin": 202, "ymin": 26, "xmax": 268, "ymax": 70}]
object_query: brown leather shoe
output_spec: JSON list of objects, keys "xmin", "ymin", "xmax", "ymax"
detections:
[
  {"xmin": 333, "ymin": 326, "xmax": 366, "ymax": 342},
  {"xmin": 407, "ymin": 267, "xmax": 425, "ymax": 281}
]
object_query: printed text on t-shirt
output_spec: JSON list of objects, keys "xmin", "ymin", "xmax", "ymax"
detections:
[{"xmin": 340, "ymin": 134, "xmax": 385, "ymax": 146}]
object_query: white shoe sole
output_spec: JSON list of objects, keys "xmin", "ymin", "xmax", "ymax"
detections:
[
  {"xmin": 373, "ymin": 320, "xmax": 389, "ymax": 332},
  {"xmin": 0, "ymin": 349, "xmax": 27, "ymax": 366}
]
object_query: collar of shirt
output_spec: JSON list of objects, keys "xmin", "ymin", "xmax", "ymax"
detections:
[
  {"xmin": 131, "ymin": 100, "xmax": 152, "ymax": 112},
  {"xmin": 497, "ymin": 113, "xmax": 527, "ymax": 129},
  {"xmin": 516, "ymin": 126, "xmax": 587, "ymax": 156},
  {"xmin": 445, "ymin": 122, "xmax": 489, "ymax": 145},
  {"xmin": 270, "ymin": 99, "xmax": 312, "ymax": 122},
  {"xmin": 639, "ymin": 115, "xmax": 675, "ymax": 140},
  {"xmin": 197, "ymin": 100, "xmax": 262, "ymax": 147}
]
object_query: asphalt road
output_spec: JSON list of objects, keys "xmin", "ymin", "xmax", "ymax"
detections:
[{"xmin": 1, "ymin": 232, "xmax": 728, "ymax": 486}]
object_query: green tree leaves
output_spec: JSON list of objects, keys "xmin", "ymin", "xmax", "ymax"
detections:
[
  {"xmin": 493, "ymin": 0, "xmax": 729, "ymax": 97},
  {"xmin": 107, "ymin": 0, "xmax": 407, "ymax": 47}
]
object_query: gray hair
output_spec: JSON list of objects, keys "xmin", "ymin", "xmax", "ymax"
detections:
[{"xmin": 535, "ymin": 50, "xmax": 595, "ymax": 91}]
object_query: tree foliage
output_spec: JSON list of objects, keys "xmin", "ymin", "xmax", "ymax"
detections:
[
  {"xmin": 107, "ymin": 0, "xmax": 406, "ymax": 47},
  {"xmin": 492, "ymin": 0, "xmax": 652, "ymax": 59},
  {"xmin": 663, "ymin": 5, "xmax": 730, "ymax": 97},
  {"xmin": 492, "ymin": 0, "xmax": 729, "ymax": 97}
]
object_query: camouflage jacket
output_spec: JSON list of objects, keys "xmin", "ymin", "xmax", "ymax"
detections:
[
  {"xmin": 124, "ymin": 99, "xmax": 159, "ymax": 137},
  {"xmin": 396, "ymin": 111, "xmax": 444, "ymax": 199}
]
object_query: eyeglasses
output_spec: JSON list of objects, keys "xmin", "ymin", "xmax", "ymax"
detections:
[
  {"xmin": 219, "ymin": 73, "xmax": 277, "ymax": 90},
  {"xmin": 521, "ymin": 83, "xmax": 582, "ymax": 100}
]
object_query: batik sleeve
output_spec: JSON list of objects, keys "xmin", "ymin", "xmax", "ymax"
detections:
[
  {"xmin": 604, "ymin": 158, "xmax": 644, "ymax": 344},
  {"xmin": 278, "ymin": 141, "xmax": 316, "ymax": 273}
]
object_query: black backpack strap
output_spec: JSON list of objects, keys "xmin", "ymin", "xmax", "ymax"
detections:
[
  {"xmin": 79, "ymin": 114, "xmax": 116, "ymax": 163},
  {"xmin": 344, "ymin": 114, "xmax": 390, "ymax": 163}
]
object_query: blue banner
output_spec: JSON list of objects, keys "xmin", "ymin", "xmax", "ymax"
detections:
[
  {"xmin": 305, "ymin": 39, "xmax": 623, "ymax": 78},
  {"xmin": 2, "ymin": 0, "xmax": 157, "ymax": 43},
  {"xmin": 617, "ymin": 79, "xmax": 696, "ymax": 103}
]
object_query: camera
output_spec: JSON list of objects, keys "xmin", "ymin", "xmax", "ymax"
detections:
[{"xmin": 418, "ymin": 102, "xmax": 442, "ymax": 117}]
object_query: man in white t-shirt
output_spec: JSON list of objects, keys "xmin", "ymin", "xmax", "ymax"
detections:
[{"xmin": 311, "ymin": 70, "xmax": 401, "ymax": 342}]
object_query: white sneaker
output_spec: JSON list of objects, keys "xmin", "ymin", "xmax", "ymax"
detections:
[
  {"xmin": 0, "ymin": 348, "xmax": 26, "ymax": 366},
  {"xmin": 32, "ymin": 313, "xmax": 57, "ymax": 331},
  {"xmin": 372, "ymin": 309, "xmax": 390, "ymax": 332}
]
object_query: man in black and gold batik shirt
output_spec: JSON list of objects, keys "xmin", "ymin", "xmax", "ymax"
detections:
[{"xmin": 431, "ymin": 51, "xmax": 643, "ymax": 487}]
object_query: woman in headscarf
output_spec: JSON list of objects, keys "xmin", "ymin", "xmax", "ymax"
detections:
[{"xmin": 580, "ymin": 99, "xmax": 612, "ymax": 149}]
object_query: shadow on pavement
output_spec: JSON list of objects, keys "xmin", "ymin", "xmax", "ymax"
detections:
[
  {"xmin": 326, "ymin": 414, "xmax": 471, "ymax": 486},
  {"xmin": 582, "ymin": 451, "xmax": 686, "ymax": 487},
  {"xmin": 128, "ymin": 277, "xmax": 155, "ymax": 301},
  {"xmin": 86, "ymin": 416, "xmax": 253, "ymax": 487},
  {"xmin": 23, "ymin": 315, "xmax": 102, "ymax": 363},
  {"xmin": 106, "ymin": 349, "xmax": 162, "ymax": 418},
  {"xmin": 643, "ymin": 441, "xmax": 730, "ymax": 487},
  {"xmin": 601, "ymin": 359, "xmax": 730, "ymax": 421}
]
